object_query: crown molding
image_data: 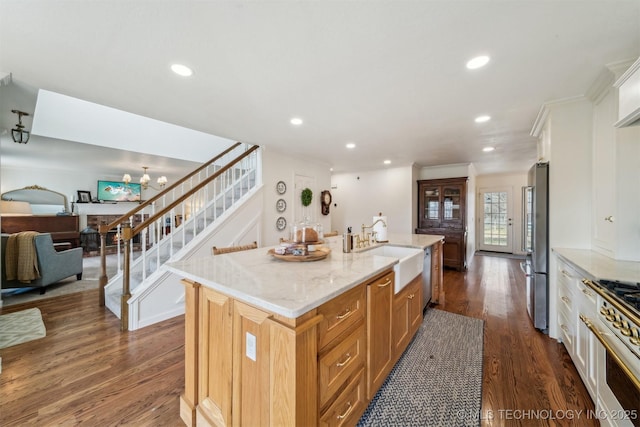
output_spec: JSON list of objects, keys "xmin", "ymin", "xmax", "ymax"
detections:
[
  {"xmin": 530, "ymin": 104, "xmax": 549, "ymax": 138},
  {"xmin": 586, "ymin": 67, "xmax": 615, "ymax": 103},
  {"xmin": 613, "ymin": 57, "xmax": 640, "ymax": 88},
  {"xmin": 530, "ymin": 95, "xmax": 587, "ymax": 137}
]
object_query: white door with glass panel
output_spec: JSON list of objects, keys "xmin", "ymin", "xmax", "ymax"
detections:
[{"xmin": 479, "ymin": 187, "xmax": 513, "ymax": 253}]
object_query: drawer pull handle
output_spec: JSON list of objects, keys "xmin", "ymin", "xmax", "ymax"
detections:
[
  {"xmin": 336, "ymin": 401, "xmax": 353, "ymax": 420},
  {"xmin": 561, "ymin": 324, "xmax": 568, "ymax": 333},
  {"xmin": 561, "ymin": 269, "xmax": 571, "ymax": 278},
  {"xmin": 561, "ymin": 296, "xmax": 571, "ymax": 304},
  {"xmin": 378, "ymin": 279, "xmax": 392, "ymax": 288},
  {"xmin": 336, "ymin": 353, "xmax": 352, "ymax": 367},
  {"xmin": 336, "ymin": 309, "xmax": 352, "ymax": 320},
  {"xmin": 581, "ymin": 289, "xmax": 593, "ymax": 297}
]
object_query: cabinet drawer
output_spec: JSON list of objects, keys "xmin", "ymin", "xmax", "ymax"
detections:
[
  {"xmin": 576, "ymin": 279, "xmax": 597, "ymax": 308},
  {"xmin": 368, "ymin": 270, "xmax": 394, "ymax": 288},
  {"xmin": 557, "ymin": 261, "xmax": 579, "ymax": 288},
  {"xmin": 318, "ymin": 284, "xmax": 366, "ymax": 351},
  {"xmin": 558, "ymin": 309, "xmax": 574, "ymax": 353},
  {"xmin": 319, "ymin": 368, "xmax": 366, "ymax": 427},
  {"xmin": 319, "ymin": 325, "xmax": 366, "ymax": 408},
  {"xmin": 558, "ymin": 284, "xmax": 573, "ymax": 317}
]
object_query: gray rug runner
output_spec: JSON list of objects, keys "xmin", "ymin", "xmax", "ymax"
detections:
[{"xmin": 358, "ymin": 309, "xmax": 484, "ymax": 427}]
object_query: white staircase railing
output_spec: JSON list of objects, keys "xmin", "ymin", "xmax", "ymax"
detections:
[{"xmin": 98, "ymin": 142, "xmax": 260, "ymax": 330}]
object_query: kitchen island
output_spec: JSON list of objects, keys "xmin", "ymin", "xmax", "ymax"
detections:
[{"xmin": 167, "ymin": 233, "xmax": 443, "ymax": 427}]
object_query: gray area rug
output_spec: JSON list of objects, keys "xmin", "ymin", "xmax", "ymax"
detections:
[
  {"xmin": 0, "ymin": 308, "xmax": 46, "ymax": 349},
  {"xmin": 1, "ymin": 254, "xmax": 117, "ymax": 306},
  {"xmin": 358, "ymin": 309, "xmax": 484, "ymax": 427}
]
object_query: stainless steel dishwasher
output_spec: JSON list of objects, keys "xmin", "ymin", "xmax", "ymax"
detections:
[{"xmin": 422, "ymin": 247, "xmax": 432, "ymax": 310}]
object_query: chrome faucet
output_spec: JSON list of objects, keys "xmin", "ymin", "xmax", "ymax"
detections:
[{"xmin": 358, "ymin": 218, "xmax": 387, "ymax": 248}]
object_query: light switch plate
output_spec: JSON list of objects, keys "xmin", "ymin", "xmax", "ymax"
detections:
[{"xmin": 246, "ymin": 332, "xmax": 256, "ymax": 361}]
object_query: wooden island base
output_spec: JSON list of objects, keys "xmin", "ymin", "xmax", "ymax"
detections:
[{"xmin": 180, "ymin": 267, "xmax": 424, "ymax": 427}]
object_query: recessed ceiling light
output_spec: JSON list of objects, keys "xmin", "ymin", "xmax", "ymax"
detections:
[
  {"xmin": 383, "ymin": 160, "xmax": 391, "ymax": 165},
  {"xmin": 466, "ymin": 55, "xmax": 490, "ymax": 70},
  {"xmin": 171, "ymin": 63, "xmax": 193, "ymax": 77},
  {"xmin": 290, "ymin": 117, "xmax": 303, "ymax": 125},
  {"xmin": 346, "ymin": 143, "xmax": 356, "ymax": 149},
  {"xmin": 475, "ymin": 115, "xmax": 491, "ymax": 123},
  {"xmin": 483, "ymin": 146, "xmax": 495, "ymax": 152}
]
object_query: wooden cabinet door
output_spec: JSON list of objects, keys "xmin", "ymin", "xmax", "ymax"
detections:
[
  {"xmin": 232, "ymin": 301, "xmax": 273, "ymax": 426},
  {"xmin": 442, "ymin": 232, "xmax": 463, "ymax": 270},
  {"xmin": 440, "ymin": 183, "xmax": 464, "ymax": 228},
  {"xmin": 408, "ymin": 278, "xmax": 423, "ymax": 337},
  {"xmin": 392, "ymin": 285, "xmax": 411, "ymax": 358},
  {"xmin": 392, "ymin": 276, "xmax": 423, "ymax": 361},
  {"xmin": 418, "ymin": 182, "xmax": 441, "ymax": 229},
  {"xmin": 366, "ymin": 271, "xmax": 393, "ymax": 399},
  {"xmin": 431, "ymin": 240, "xmax": 444, "ymax": 304},
  {"xmin": 198, "ymin": 287, "xmax": 234, "ymax": 426}
]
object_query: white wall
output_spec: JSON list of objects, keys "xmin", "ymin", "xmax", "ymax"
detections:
[
  {"xmin": 1, "ymin": 144, "xmax": 332, "ymax": 249},
  {"xmin": 330, "ymin": 166, "xmax": 414, "ymax": 237},
  {"xmin": 1, "ymin": 164, "xmax": 168, "ymax": 207},
  {"xmin": 260, "ymin": 147, "xmax": 332, "ymax": 246},
  {"xmin": 417, "ymin": 163, "xmax": 473, "ymax": 181},
  {"xmin": 476, "ymin": 172, "xmax": 528, "ymax": 255}
]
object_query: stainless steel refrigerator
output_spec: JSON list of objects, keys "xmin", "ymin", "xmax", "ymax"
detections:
[{"xmin": 521, "ymin": 162, "xmax": 549, "ymax": 332}]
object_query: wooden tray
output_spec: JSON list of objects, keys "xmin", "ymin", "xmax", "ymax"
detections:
[
  {"xmin": 279, "ymin": 239, "xmax": 325, "ymax": 245},
  {"xmin": 268, "ymin": 246, "xmax": 331, "ymax": 262}
]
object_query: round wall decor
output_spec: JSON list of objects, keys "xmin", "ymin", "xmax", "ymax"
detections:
[
  {"xmin": 276, "ymin": 198, "xmax": 287, "ymax": 212},
  {"xmin": 276, "ymin": 216, "xmax": 287, "ymax": 231},
  {"xmin": 276, "ymin": 181, "xmax": 287, "ymax": 194}
]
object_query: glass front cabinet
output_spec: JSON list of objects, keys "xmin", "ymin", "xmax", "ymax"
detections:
[{"xmin": 416, "ymin": 177, "xmax": 468, "ymax": 271}]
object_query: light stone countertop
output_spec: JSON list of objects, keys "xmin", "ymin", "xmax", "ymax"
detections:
[
  {"xmin": 553, "ymin": 248, "xmax": 640, "ymax": 284},
  {"xmin": 167, "ymin": 233, "xmax": 444, "ymax": 318}
]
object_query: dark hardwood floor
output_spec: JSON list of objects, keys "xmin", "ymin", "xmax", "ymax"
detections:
[
  {"xmin": 0, "ymin": 255, "xmax": 595, "ymax": 426},
  {"xmin": 440, "ymin": 255, "xmax": 596, "ymax": 427}
]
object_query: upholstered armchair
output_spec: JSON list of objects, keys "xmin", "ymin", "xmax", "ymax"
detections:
[{"xmin": 1, "ymin": 233, "xmax": 83, "ymax": 293}]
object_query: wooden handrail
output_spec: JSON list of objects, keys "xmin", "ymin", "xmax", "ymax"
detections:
[
  {"xmin": 132, "ymin": 145, "xmax": 259, "ymax": 237},
  {"xmin": 98, "ymin": 142, "xmax": 259, "ymax": 332},
  {"xmin": 99, "ymin": 142, "xmax": 243, "ymax": 234}
]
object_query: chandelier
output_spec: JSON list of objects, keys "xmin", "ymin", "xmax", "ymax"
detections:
[
  {"xmin": 123, "ymin": 166, "xmax": 168, "ymax": 190},
  {"xmin": 11, "ymin": 110, "xmax": 30, "ymax": 144}
]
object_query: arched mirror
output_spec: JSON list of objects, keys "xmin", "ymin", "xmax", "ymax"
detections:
[{"xmin": 1, "ymin": 185, "xmax": 69, "ymax": 215}]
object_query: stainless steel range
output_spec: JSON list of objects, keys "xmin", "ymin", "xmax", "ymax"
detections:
[{"xmin": 582, "ymin": 278, "xmax": 640, "ymax": 426}]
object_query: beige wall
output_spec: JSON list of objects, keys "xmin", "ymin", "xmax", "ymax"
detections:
[
  {"xmin": 260, "ymin": 147, "xmax": 332, "ymax": 246},
  {"xmin": 330, "ymin": 166, "xmax": 414, "ymax": 237},
  {"xmin": 476, "ymin": 172, "xmax": 528, "ymax": 255}
]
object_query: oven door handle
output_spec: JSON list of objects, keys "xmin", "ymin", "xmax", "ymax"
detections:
[{"xmin": 579, "ymin": 314, "xmax": 640, "ymax": 391}]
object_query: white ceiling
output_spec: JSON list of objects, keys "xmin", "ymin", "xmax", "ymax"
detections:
[{"xmin": 1, "ymin": 1, "xmax": 639, "ymax": 176}]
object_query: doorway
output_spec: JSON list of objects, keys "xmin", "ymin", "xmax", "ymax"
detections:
[{"xmin": 479, "ymin": 187, "xmax": 513, "ymax": 253}]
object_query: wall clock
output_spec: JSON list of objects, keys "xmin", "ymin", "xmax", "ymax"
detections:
[
  {"xmin": 321, "ymin": 190, "xmax": 332, "ymax": 215},
  {"xmin": 276, "ymin": 181, "xmax": 287, "ymax": 195},
  {"xmin": 276, "ymin": 216, "xmax": 287, "ymax": 231},
  {"xmin": 276, "ymin": 198, "xmax": 287, "ymax": 212}
]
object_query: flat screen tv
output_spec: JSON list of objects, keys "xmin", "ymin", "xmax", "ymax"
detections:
[{"xmin": 97, "ymin": 180, "xmax": 141, "ymax": 202}]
